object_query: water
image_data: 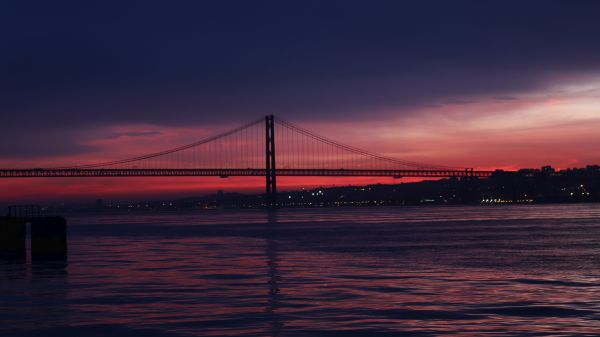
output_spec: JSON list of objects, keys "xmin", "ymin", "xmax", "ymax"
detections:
[{"xmin": 2, "ymin": 204, "xmax": 600, "ymax": 336}]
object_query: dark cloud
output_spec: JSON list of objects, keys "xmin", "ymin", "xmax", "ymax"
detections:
[
  {"xmin": 2, "ymin": 0, "xmax": 600, "ymax": 156},
  {"xmin": 0, "ymin": 127, "xmax": 94, "ymax": 158},
  {"xmin": 493, "ymin": 96, "xmax": 519, "ymax": 101},
  {"xmin": 442, "ymin": 98, "xmax": 479, "ymax": 105},
  {"xmin": 102, "ymin": 131, "xmax": 164, "ymax": 139}
]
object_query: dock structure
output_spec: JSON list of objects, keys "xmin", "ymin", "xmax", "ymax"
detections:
[
  {"xmin": 0, "ymin": 217, "xmax": 26, "ymax": 259},
  {"xmin": 1, "ymin": 206, "xmax": 67, "ymax": 262}
]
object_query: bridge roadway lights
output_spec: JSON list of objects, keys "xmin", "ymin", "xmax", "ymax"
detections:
[{"xmin": 0, "ymin": 168, "xmax": 495, "ymax": 178}]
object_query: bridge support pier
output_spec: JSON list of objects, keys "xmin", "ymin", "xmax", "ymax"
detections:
[{"xmin": 265, "ymin": 115, "xmax": 277, "ymax": 207}]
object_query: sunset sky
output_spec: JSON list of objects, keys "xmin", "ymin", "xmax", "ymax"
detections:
[{"xmin": 2, "ymin": 1, "xmax": 600, "ymax": 203}]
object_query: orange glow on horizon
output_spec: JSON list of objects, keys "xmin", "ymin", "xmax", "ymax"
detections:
[{"xmin": 0, "ymin": 176, "xmax": 428, "ymax": 203}]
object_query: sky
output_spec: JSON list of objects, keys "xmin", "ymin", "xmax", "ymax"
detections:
[{"xmin": 2, "ymin": 0, "xmax": 600, "ymax": 203}]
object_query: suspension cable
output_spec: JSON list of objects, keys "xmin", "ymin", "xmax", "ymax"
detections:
[
  {"xmin": 55, "ymin": 117, "xmax": 264, "ymax": 169},
  {"xmin": 275, "ymin": 117, "xmax": 462, "ymax": 170}
]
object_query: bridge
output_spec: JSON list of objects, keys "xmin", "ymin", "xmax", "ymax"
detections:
[{"xmin": 0, "ymin": 116, "xmax": 494, "ymax": 204}]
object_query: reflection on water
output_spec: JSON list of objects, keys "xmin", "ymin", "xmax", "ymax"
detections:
[
  {"xmin": 2, "ymin": 204, "xmax": 600, "ymax": 336},
  {"xmin": 266, "ymin": 211, "xmax": 283, "ymax": 337},
  {"xmin": 1, "ymin": 254, "xmax": 68, "ymax": 336}
]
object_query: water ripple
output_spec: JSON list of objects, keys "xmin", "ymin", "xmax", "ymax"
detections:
[{"xmin": 2, "ymin": 204, "xmax": 600, "ymax": 336}]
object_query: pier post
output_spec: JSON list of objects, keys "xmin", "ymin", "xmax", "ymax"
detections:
[
  {"xmin": 31, "ymin": 217, "xmax": 67, "ymax": 261},
  {"xmin": 0, "ymin": 217, "xmax": 26, "ymax": 259}
]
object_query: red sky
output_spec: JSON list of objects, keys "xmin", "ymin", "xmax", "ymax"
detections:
[
  {"xmin": 4, "ymin": 2, "xmax": 600, "ymax": 204},
  {"xmin": 2, "ymin": 75, "xmax": 600, "ymax": 204}
]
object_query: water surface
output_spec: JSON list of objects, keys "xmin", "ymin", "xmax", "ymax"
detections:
[{"xmin": 2, "ymin": 204, "xmax": 600, "ymax": 336}]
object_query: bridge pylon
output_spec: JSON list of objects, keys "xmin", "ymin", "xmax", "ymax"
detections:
[{"xmin": 265, "ymin": 115, "xmax": 277, "ymax": 206}]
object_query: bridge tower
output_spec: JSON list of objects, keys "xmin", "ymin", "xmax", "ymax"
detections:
[{"xmin": 265, "ymin": 115, "xmax": 277, "ymax": 206}]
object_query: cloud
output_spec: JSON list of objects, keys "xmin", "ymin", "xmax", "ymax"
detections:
[
  {"xmin": 441, "ymin": 98, "xmax": 479, "ymax": 105},
  {"xmin": 493, "ymin": 96, "xmax": 519, "ymax": 101},
  {"xmin": 101, "ymin": 131, "xmax": 164, "ymax": 139},
  {"xmin": 2, "ymin": 0, "xmax": 600, "ymax": 167},
  {"xmin": 0, "ymin": 127, "xmax": 94, "ymax": 159}
]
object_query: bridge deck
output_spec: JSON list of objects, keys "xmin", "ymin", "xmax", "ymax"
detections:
[{"xmin": 0, "ymin": 168, "xmax": 493, "ymax": 178}]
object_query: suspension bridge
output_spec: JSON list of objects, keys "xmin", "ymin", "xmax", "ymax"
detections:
[{"xmin": 0, "ymin": 116, "xmax": 494, "ymax": 204}]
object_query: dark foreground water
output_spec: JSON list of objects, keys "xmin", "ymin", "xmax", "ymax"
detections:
[{"xmin": 2, "ymin": 204, "xmax": 600, "ymax": 336}]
